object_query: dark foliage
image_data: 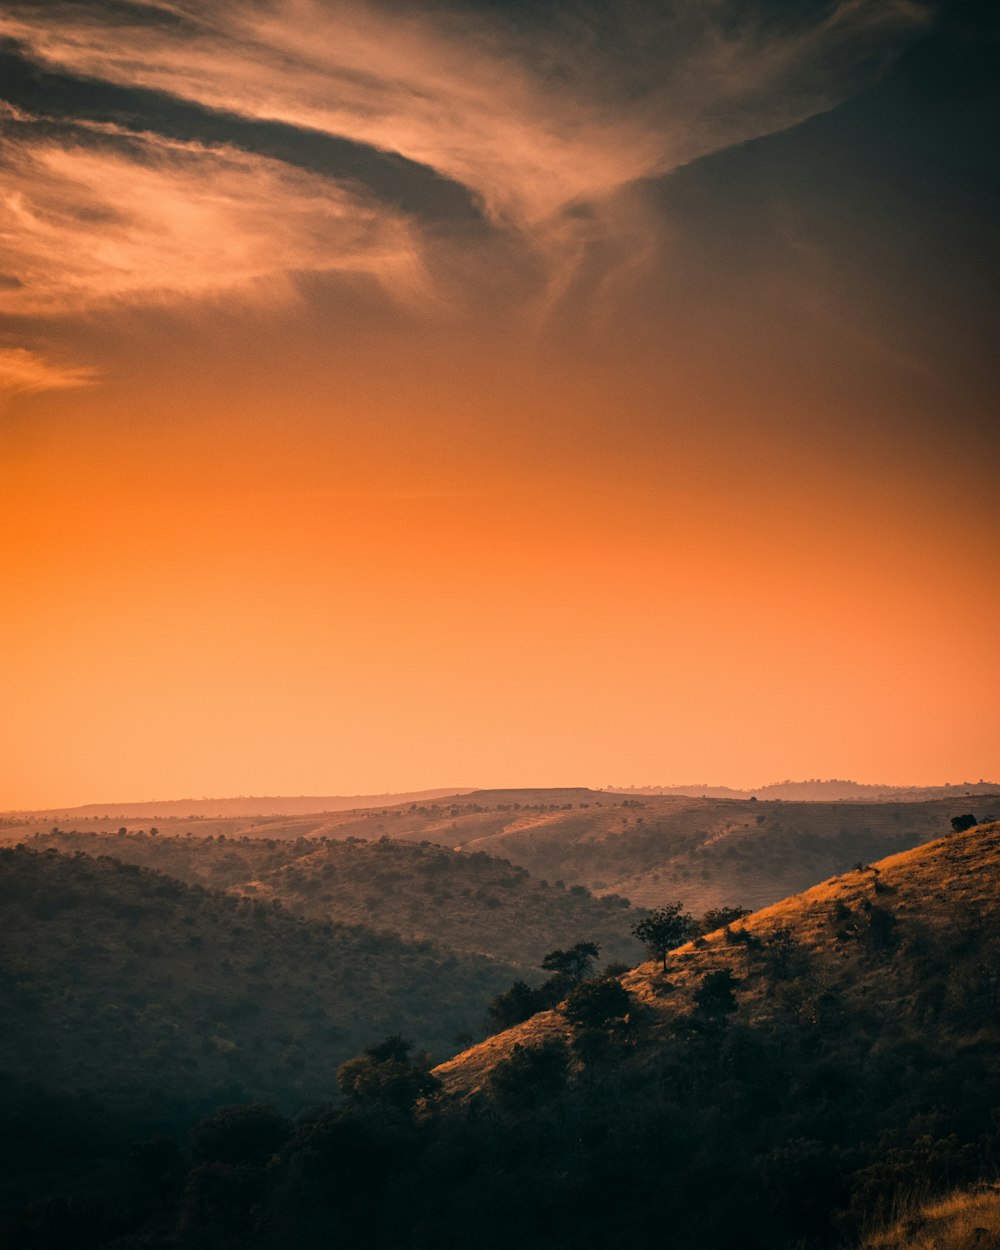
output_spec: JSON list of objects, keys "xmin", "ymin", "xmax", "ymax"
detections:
[{"xmin": 562, "ymin": 976, "xmax": 632, "ymax": 1031}]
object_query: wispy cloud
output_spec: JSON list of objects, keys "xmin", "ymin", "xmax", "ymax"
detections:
[
  {"xmin": 0, "ymin": 0, "xmax": 931, "ymax": 318},
  {"xmin": 0, "ymin": 120, "xmax": 431, "ymax": 315},
  {"xmin": 0, "ymin": 346, "xmax": 97, "ymax": 394}
]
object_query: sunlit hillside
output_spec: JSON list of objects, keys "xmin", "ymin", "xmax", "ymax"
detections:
[
  {"xmin": 851, "ymin": 1183, "xmax": 1000, "ymax": 1250},
  {"xmin": 3, "ymin": 822, "xmax": 998, "ymax": 1249},
  {"xmin": 435, "ymin": 820, "xmax": 1000, "ymax": 1100}
]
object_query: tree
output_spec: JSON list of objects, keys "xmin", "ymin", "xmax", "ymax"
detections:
[
  {"xmin": 488, "ymin": 943, "xmax": 602, "ymax": 1034},
  {"xmin": 693, "ymin": 968, "xmax": 740, "ymax": 1020},
  {"xmin": 487, "ymin": 980, "xmax": 552, "ymax": 1031},
  {"xmin": 190, "ymin": 1103, "xmax": 292, "ymax": 1166},
  {"xmin": 632, "ymin": 903, "xmax": 696, "ymax": 971},
  {"xmin": 337, "ymin": 1036, "xmax": 440, "ymax": 1110},
  {"xmin": 486, "ymin": 1039, "xmax": 569, "ymax": 1109},
  {"xmin": 541, "ymin": 941, "xmax": 600, "ymax": 986},
  {"xmin": 951, "ymin": 814, "xmax": 977, "ymax": 834}
]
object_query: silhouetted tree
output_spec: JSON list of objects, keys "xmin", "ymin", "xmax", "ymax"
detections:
[
  {"xmin": 486, "ymin": 1038, "xmax": 569, "ymax": 1109},
  {"xmin": 632, "ymin": 903, "xmax": 696, "ymax": 971},
  {"xmin": 951, "ymin": 814, "xmax": 977, "ymax": 834},
  {"xmin": 190, "ymin": 1103, "xmax": 292, "ymax": 1166},
  {"xmin": 693, "ymin": 968, "xmax": 740, "ymax": 1020},
  {"xmin": 487, "ymin": 980, "xmax": 552, "ymax": 1030},
  {"xmin": 541, "ymin": 941, "xmax": 600, "ymax": 986}
]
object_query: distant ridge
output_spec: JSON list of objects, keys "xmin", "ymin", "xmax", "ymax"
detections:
[
  {"xmin": 610, "ymin": 779, "xmax": 1000, "ymax": 802},
  {"xmin": 4, "ymin": 788, "xmax": 477, "ymax": 820}
]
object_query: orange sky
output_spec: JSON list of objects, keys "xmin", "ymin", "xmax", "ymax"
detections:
[{"xmin": 1, "ymin": 0, "xmax": 997, "ymax": 807}]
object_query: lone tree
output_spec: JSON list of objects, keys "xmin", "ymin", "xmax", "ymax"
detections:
[
  {"xmin": 541, "ymin": 941, "xmax": 600, "ymax": 986},
  {"xmin": 632, "ymin": 903, "xmax": 696, "ymax": 971},
  {"xmin": 951, "ymin": 814, "xmax": 978, "ymax": 834}
]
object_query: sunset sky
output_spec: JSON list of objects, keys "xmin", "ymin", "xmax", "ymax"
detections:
[{"xmin": 1, "ymin": 0, "xmax": 997, "ymax": 808}]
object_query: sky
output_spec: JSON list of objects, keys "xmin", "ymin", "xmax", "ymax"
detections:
[{"xmin": 1, "ymin": 0, "xmax": 997, "ymax": 807}]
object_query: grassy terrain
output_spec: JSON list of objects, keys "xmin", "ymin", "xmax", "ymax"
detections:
[{"xmin": 852, "ymin": 1183, "xmax": 1000, "ymax": 1250}]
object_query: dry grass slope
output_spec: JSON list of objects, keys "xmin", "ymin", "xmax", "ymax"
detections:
[
  {"xmin": 856, "ymin": 1183, "xmax": 1000, "ymax": 1250},
  {"xmin": 433, "ymin": 821, "xmax": 1000, "ymax": 1100}
]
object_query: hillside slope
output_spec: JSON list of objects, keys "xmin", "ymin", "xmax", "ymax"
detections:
[
  {"xmin": 0, "ymin": 847, "xmax": 519, "ymax": 1130},
  {"xmin": 435, "ymin": 820, "xmax": 1000, "ymax": 1098},
  {"xmin": 23, "ymin": 831, "xmax": 644, "ymax": 969},
  {"xmin": 4, "ymin": 825, "xmax": 997, "ymax": 1250}
]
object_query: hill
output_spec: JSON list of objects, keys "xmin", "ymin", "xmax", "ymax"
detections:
[
  {"xmin": 378, "ymin": 792, "xmax": 997, "ymax": 913},
  {"xmin": 0, "ymin": 847, "xmax": 520, "ymax": 1137},
  {"xmin": 23, "ymin": 829, "xmax": 645, "ymax": 969},
  {"xmin": 2, "ymin": 788, "xmax": 476, "ymax": 821},
  {"xmin": 614, "ymin": 780, "xmax": 1000, "ymax": 801},
  {"xmin": 10, "ymin": 793, "xmax": 994, "ymax": 919},
  {"xmin": 8, "ymin": 821, "xmax": 996, "ymax": 1250},
  {"xmin": 435, "ymin": 819, "xmax": 1000, "ymax": 1100},
  {"xmin": 419, "ymin": 821, "xmax": 1000, "ymax": 1247}
]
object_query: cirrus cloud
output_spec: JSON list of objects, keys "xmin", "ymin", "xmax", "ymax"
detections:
[{"xmin": 0, "ymin": 120, "xmax": 433, "ymax": 315}]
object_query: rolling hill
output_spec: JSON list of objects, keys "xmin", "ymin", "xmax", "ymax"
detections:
[
  {"xmin": 9, "ymin": 790, "xmax": 996, "ymax": 920},
  {"xmin": 0, "ymin": 845, "xmax": 520, "ymax": 1134},
  {"xmin": 6, "ymin": 820, "xmax": 995, "ymax": 1250},
  {"xmin": 22, "ymin": 830, "xmax": 645, "ymax": 969}
]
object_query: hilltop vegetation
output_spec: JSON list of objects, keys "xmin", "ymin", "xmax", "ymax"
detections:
[
  {"xmin": 24, "ymin": 830, "xmax": 644, "ymax": 968},
  {"xmin": 3, "ymin": 822, "xmax": 997, "ymax": 1249}
]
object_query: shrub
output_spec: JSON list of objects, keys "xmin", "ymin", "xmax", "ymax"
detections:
[{"xmin": 563, "ymin": 977, "xmax": 632, "ymax": 1030}]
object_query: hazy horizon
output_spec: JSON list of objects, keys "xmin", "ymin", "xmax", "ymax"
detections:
[
  {"xmin": 2, "ymin": 0, "xmax": 997, "ymax": 810},
  {"xmin": 6, "ymin": 775, "xmax": 1000, "ymax": 816}
]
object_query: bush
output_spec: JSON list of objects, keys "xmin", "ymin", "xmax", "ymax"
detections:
[{"xmin": 563, "ymin": 977, "xmax": 632, "ymax": 1030}]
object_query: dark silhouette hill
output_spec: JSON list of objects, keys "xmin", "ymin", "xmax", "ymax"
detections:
[{"xmin": 0, "ymin": 846, "xmax": 520, "ymax": 1134}]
